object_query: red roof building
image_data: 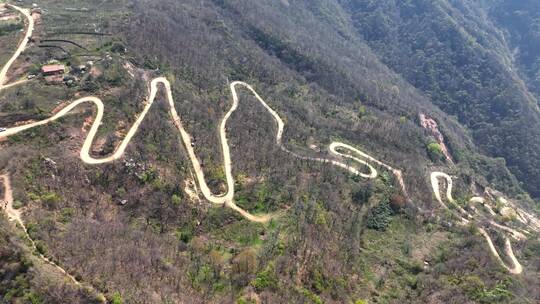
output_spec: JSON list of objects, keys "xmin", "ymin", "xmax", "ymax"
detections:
[{"xmin": 41, "ymin": 64, "xmax": 65, "ymax": 75}]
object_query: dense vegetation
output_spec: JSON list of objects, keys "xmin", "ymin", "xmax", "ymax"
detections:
[
  {"xmin": 0, "ymin": 0, "xmax": 539, "ymax": 303},
  {"xmin": 341, "ymin": 0, "xmax": 540, "ymax": 198},
  {"xmin": 489, "ymin": 0, "xmax": 540, "ymax": 104}
]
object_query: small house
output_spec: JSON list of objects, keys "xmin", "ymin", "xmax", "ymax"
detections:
[{"xmin": 41, "ymin": 64, "xmax": 65, "ymax": 76}]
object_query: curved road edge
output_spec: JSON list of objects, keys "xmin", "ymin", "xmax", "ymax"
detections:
[
  {"xmin": 0, "ymin": 4, "xmax": 34, "ymax": 89},
  {"xmin": 430, "ymin": 172, "xmax": 525, "ymax": 274},
  {"xmin": 1, "ymin": 77, "xmax": 408, "ymax": 223}
]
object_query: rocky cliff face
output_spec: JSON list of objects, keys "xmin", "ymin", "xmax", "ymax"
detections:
[{"xmin": 419, "ymin": 113, "xmax": 454, "ymax": 163}]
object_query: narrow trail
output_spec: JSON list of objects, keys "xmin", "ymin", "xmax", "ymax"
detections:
[
  {"xmin": 0, "ymin": 79, "xmax": 28, "ymax": 90},
  {"xmin": 0, "ymin": 175, "xmax": 86, "ymax": 286},
  {"xmin": 430, "ymin": 171, "xmax": 534, "ymax": 274}
]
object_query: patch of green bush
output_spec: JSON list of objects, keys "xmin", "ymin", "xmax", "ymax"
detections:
[
  {"xmin": 188, "ymin": 264, "xmax": 214, "ymax": 289},
  {"xmin": 171, "ymin": 194, "xmax": 182, "ymax": 205},
  {"xmin": 251, "ymin": 262, "xmax": 278, "ymax": 291},
  {"xmin": 25, "ymin": 223, "xmax": 38, "ymax": 239},
  {"xmin": 34, "ymin": 241, "xmax": 47, "ymax": 256},
  {"xmin": 12, "ymin": 200, "xmax": 23, "ymax": 209},
  {"xmin": 137, "ymin": 168, "xmax": 157, "ymax": 184},
  {"xmin": 59, "ymin": 208, "xmax": 75, "ymax": 223},
  {"xmin": 299, "ymin": 287, "xmax": 323, "ymax": 304},
  {"xmin": 22, "ymin": 292, "xmax": 42, "ymax": 304},
  {"xmin": 100, "ymin": 62, "xmax": 127, "ymax": 86},
  {"xmin": 427, "ymin": 142, "xmax": 444, "ymax": 161},
  {"xmin": 366, "ymin": 199, "xmax": 393, "ymax": 231},
  {"xmin": 357, "ymin": 105, "xmax": 367, "ymax": 118},
  {"xmin": 26, "ymin": 192, "xmax": 40, "ymax": 201},
  {"xmin": 310, "ymin": 267, "xmax": 329, "ymax": 294},
  {"xmin": 352, "ymin": 183, "xmax": 374, "ymax": 204},
  {"xmin": 236, "ymin": 298, "xmax": 255, "ymax": 304},
  {"xmin": 450, "ymin": 275, "xmax": 514, "ymax": 303},
  {"xmin": 111, "ymin": 292, "xmax": 123, "ymax": 304},
  {"xmin": 41, "ymin": 192, "xmax": 61, "ymax": 208},
  {"xmin": 472, "ymin": 280, "xmax": 514, "ymax": 303}
]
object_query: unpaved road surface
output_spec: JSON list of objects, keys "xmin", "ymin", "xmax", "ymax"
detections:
[
  {"xmin": 0, "ymin": 7, "xmax": 105, "ymax": 301},
  {"xmin": 430, "ymin": 171, "xmax": 533, "ymax": 274},
  {"xmin": 1, "ymin": 77, "xmax": 405, "ymax": 222},
  {"xmin": 0, "ymin": 5, "xmax": 33, "ymax": 89},
  {"xmin": 2, "ymin": 5, "xmax": 532, "ymax": 299},
  {"xmin": 0, "ymin": 7, "xmax": 407, "ymax": 221}
]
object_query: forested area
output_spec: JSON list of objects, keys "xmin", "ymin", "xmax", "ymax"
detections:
[
  {"xmin": 0, "ymin": 0, "xmax": 539, "ymax": 303},
  {"xmin": 340, "ymin": 0, "xmax": 540, "ymax": 198},
  {"xmin": 489, "ymin": 0, "xmax": 540, "ymax": 105}
]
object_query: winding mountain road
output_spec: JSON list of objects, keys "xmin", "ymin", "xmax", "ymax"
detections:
[
  {"xmin": 0, "ymin": 77, "xmax": 405, "ymax": 222},
  {"xmin": 430, "ymin": 172, "xmax": 528, "ymax": 274},
  {"xmin": 1, "ymin": 4, "xmax": 533, "ymax": 289},
  {"xmin": 0, "ymin": 5, "xmax": 407, "ymax": 224},
  {"xmin": 0, "ymin": 5, "xmax": 409, "ymax": 292}
]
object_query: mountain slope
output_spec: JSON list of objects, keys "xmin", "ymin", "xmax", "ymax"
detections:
[
  {"xmin": 488, "ymin": 0, "xmax": 540, "ymax": 105},
  {"xmin": 340, "ymin": 0, "xmax": 540, "ymax": 198},
  {"xmin": 0, "ymin": 0, "xmax": 539, "ymax": 303}
]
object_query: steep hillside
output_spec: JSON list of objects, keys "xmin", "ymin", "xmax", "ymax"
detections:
[
  {"xmin": 1, "ymin": 0, "xmax": 539, "ymax": 303},
  {"xmin": 488, "ymin": 0, "xmax": 540, "ymax": 104},
  {"xmin": 341, "ymin": 0, "xmax": 540, "ymax": 198}
]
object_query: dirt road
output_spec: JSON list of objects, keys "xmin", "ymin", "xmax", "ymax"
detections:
[
  {"xmin": 430, "ymin": 172, "xmax": 526, "ymax": 274},
  {"xmin": 0, "ymin": 3, "xmax": 409, "ymax": 223},
  {"xmin": 0, "ymin": 5, "xmax": 34, "ymax": 89},
  {"xmin": 1, "ymin": 77, "xmax": 407, "ymax": 223},
  {"xmin": 0, "ymin": 7, "xmax": 106, "ymax": 301}
]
